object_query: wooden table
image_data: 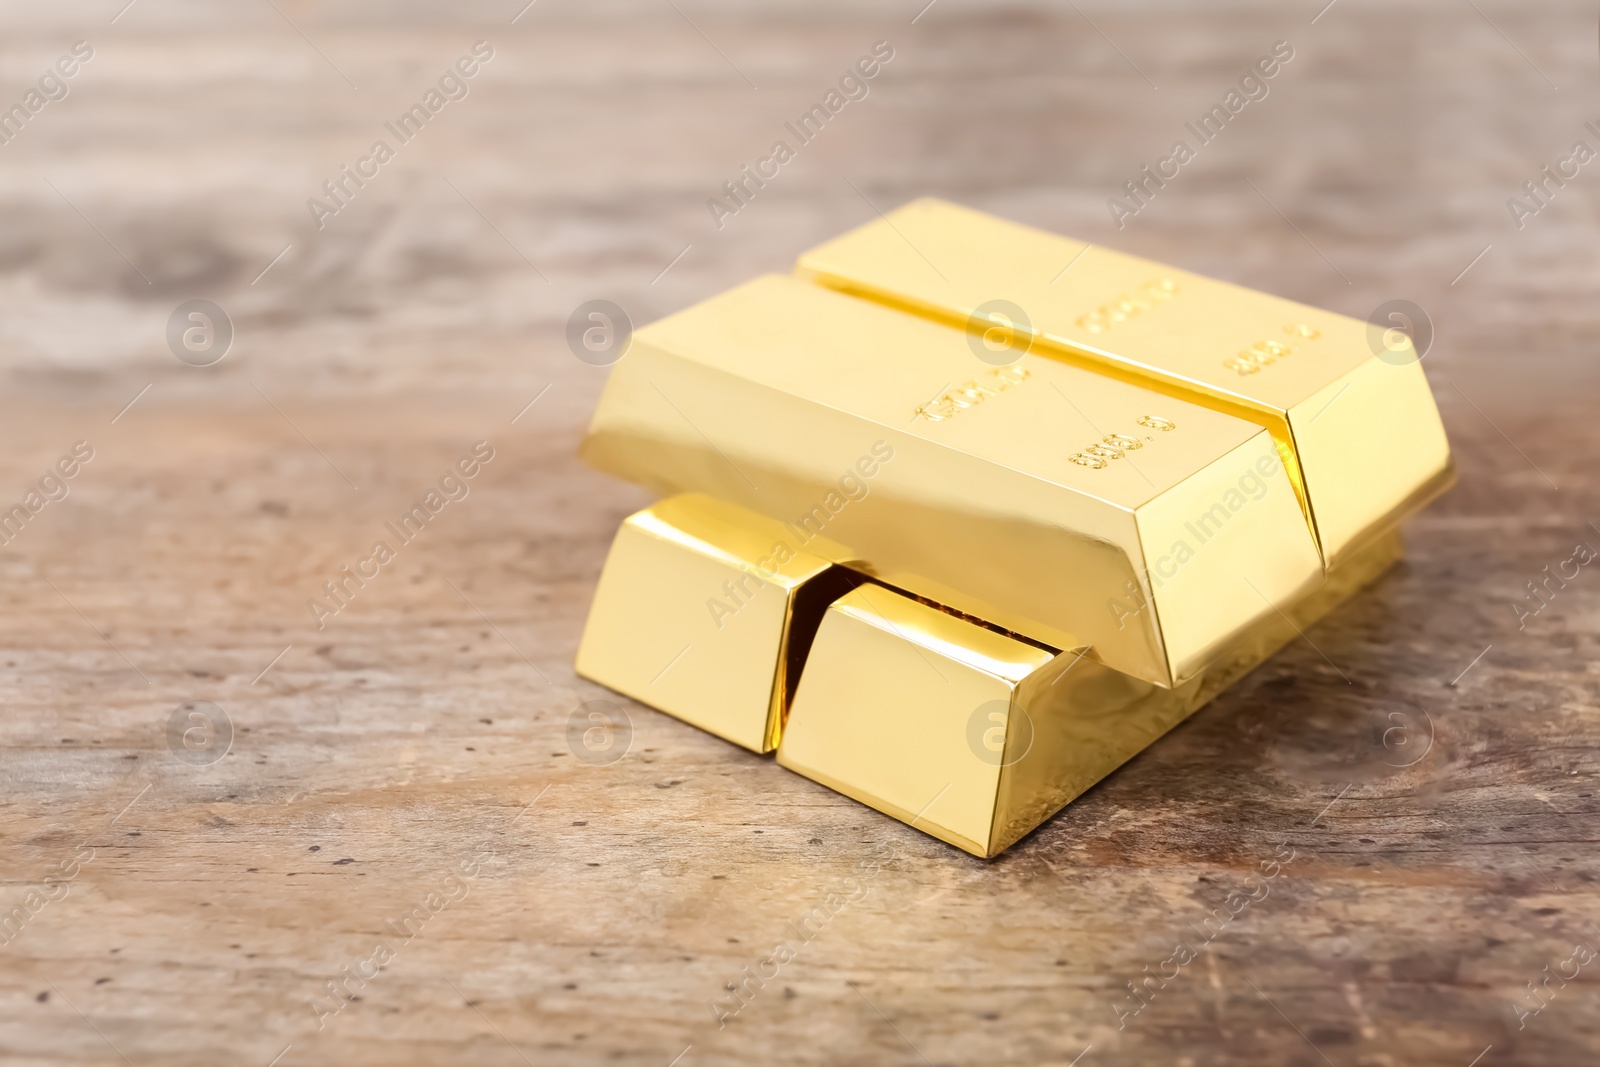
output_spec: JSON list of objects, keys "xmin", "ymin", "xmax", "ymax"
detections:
[{"xmin": 2, "ymin": 2, "xmax": 1596, "ymax": 1064}]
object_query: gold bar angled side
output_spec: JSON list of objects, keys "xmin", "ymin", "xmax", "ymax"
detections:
[
  {"xmin": 579, "ymin": 273, "xmax": 1323, "ymax": 689},
  {"xmin": 796, "ymin": 198, "xmax": 1454, "ymax": 569}
]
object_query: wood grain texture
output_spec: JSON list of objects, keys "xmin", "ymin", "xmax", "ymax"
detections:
[{"xmin": 1, "ymin": 2, "xmax": 1597, "ymax": 1064}]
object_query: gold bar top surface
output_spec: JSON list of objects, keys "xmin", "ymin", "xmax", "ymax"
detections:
[{"xmin": 796, "ymin": 198, "xmax": 1454, "ymax": 567}]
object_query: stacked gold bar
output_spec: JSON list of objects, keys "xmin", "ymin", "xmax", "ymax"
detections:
[{"xmin": 576, "ymin": 200, "xmax": 1452, "ymax": 858}]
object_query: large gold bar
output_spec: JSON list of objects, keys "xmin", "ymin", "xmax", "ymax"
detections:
[
  {"xmin": 796, "ymin": 198, "xmax": 1453, "ymax": 568},
  {"xmin": 580, "ymin": 273, "xmax": 1322, "ymax": 688}
]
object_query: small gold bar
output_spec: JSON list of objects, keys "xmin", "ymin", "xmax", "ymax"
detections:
[
  {"xmin": 581, "ymin": 273, "xmax": 1322, "ymax": 688},
  {"xmin": 796, "ymin": 198, "xmax": 1454, "ymax": 568},
  {"xmin": 778, "ymin": 533, "xmax": 1402, "ymax": 857},
  {"xmin": 777, "ymin": 582, "xmax": 1105, "ymax": 858},
  {"xmin": 574, "ymin": 494, "xmax": 856, "ymax": 752}
]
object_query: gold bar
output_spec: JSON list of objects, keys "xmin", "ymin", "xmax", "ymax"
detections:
[
  {"xmin": 574, "ymin": 494, "xmax": 857, "ymax": 752},
  {"xmin": 580, "ymin": 273, "xmax": 1322, "ymax": 688},
  {"xmin": 777, "ymin": 582, "xmax": 1073, "ymax": 857},
  {"xmin": 777, "ymin": 532, "xmax": 1402, "ymax": 858},
  {"xmin": 796, "ymin": 198, "xmax": 1454, "ymax": 568}
]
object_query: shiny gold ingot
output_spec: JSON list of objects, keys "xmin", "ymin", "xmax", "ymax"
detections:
[
  {"xmin": 574, "ymin": 494, "xmax": 856, "ymax": 752},
  {"xmin": 581, "ymin": 273, "xmax": 1322, "ymax": 689},
  {"xmin": 797, "ymin": 198, "xmax": 1453, "ymax": 568},
  {"xmin": 778, "ymin": 533, "xmax": 1402, "ymax": 858},
  {"xmin": 776, "ymin": 583, "xmax": 1094, "ymax": 857}
]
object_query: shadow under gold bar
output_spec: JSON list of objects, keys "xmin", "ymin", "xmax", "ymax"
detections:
[
  {"xmin": 796, "ymin": 198, "xmax": 1454, "ymax": 569},
  {"xmin": 580, "ymin": 273, "xmax": 1323, "ymax": 689}
]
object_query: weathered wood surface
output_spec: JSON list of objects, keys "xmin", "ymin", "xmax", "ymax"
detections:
[{"xmin": 2, "ymin": 1, "xmax": 1598, "ymax": 1064}]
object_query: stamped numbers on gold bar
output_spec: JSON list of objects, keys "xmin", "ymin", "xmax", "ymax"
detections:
[
  {"xmin": 1223, "ymin": 323, "xmax": 1322, "ymax": 376},
  {"xmin": 914, "ymin": 365, "xmax": 1031, "ymax": 421},
  {"xmin": 1068, "ymin": 415, "xmax": 1177, "ymax": 469},
  {"xmin": 1076, "ymin": 278, "xmax": 1179, "ymax": 334}
]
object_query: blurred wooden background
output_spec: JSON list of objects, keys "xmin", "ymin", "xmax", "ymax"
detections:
[{"xmin": 1, "ymin": 1, "xmax": 1597, "ymax": 1064}]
